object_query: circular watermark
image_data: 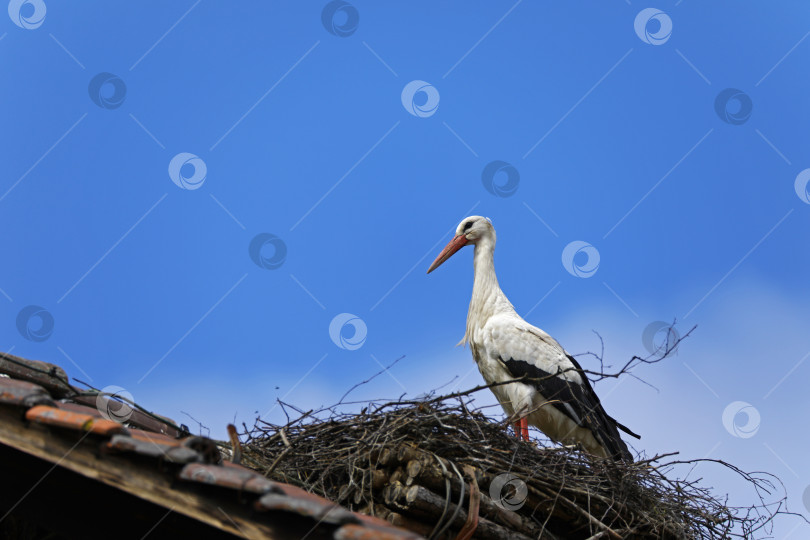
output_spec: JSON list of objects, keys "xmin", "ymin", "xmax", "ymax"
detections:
[
  {"xmin": 561, "ymin": 241, "xmax": 600, "ymax": 278},
  {"xmin": 794, "ymin": 169, "xmax": 810, "ymax": 204},
  {"xmin": 88, "ymin": 72, "xmax": 127, "ymax": 110},
  {"xmin": 401, "ymin": 80, "xmax": 440, "ymax": 118},
  {"xmin": 96, "ymin": 385, "xmax": 134, "ymax": 423},
  {"xmin": 8, "ymin": 0, "xmax": 46, "ymax": 29},
  {"xmin": 321, "ymin": 0, "xmax": 358, "ymax": 37},
  {"xmin": 642, "ymin": 321, "xmax": 680, "ymax": 358},
  {"xmin": 87, "ymin": 71, "xmax": 127, "ymax": 109},
  {"xmin": 489, "ymin": 473, "xmax": 528, "ymax": 512},
  {"xmin": 482, "ymin": 160, "xmax": 520, "ymax": 198},
  {"xmin": 168, "ymin": 153, "xmax": 207, "ymax": 190},
  {"xmin": 249, "ymin": 233, "xmax": 287, "ymax": 270},
  {"xmin": 329, "ymin": 313, "xmax": 367, "ymax": 350},
  {"xmin": 714, "ymin": 88, "xmax": 753, "ymax": 125},
  {"xmin": 722, "ymin": 401, "xmax": 760, "ymax": 439},
  {"xmin": 16, "ymin": 305, "xmax": 53, "ymax": 342},
  {"xmin": 634, "ymin": 8, "xmax": 672, "ymax": 45}
]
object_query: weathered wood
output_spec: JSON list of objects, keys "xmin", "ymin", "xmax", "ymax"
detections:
[
  {"xmin": 386, "ymin": 444, "xmax": 488, "ymax": 487},
  {"xmin": 397, "ymin": 444, "xmax": 422, "ymax": 463},
  {"xmin": 405, "ymin": 459, "xmax": 422, "ymax": 486},
  {"xmin": 383, "ymin": 447, "xmax": 557, "ymax": 536},
  {"xmin": 363, "ymin": 443, "xmax": 578, "ymax": 537},
  {"xmin": 407, "ymin": 458, "xmax": 544, "ymax": 536},
  {"xmin": 378, "ymin": 447, "xmax": 393, "ymax": 466},
  {"xmin": 370, "ymin": 467, "xmax": 388, "ymax": 490},
  {"xmin": 389, "ymin": 466, "xmax": 406, "ymax": 486},
  {"xmin": 392, "ymin": 483, "xmax": 534, "ymax": 540},
  {"xmin": 383, "ymin": 481, "xmax": 404, "ymax": 507},
  {"xmin": 0, "ymin": 352, "xmax": 74, "ymax": 398}
]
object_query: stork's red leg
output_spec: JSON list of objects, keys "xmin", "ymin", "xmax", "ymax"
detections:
[
  {"xmin": 519, "ymin": 417, "xmax": 530, "ymax": 441},
  {"xmin": 513, "ymin": 418, "xmax": 530, "ymax": 441}
]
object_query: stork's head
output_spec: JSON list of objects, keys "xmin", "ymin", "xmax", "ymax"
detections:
[{"xmin": 427, "ymin": 216, "xmax": 494, "ymax": 274}]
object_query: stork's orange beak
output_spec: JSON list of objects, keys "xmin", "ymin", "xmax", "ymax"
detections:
[{"xmin": 427, "ymin": 235, "xmax": 468, "ymax": 274}]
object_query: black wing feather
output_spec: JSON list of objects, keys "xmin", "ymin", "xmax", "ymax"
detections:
[
  {"xmin": 565, "ymin": 354, "xmax": 640, "ymax": 440},
  {"xmin": 502, "ymin": 355, "xmax": 635, "ymax": 461}
]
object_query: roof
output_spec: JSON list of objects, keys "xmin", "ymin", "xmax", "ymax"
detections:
[{"xmin": 0, "ymin": 351, "xmax": 422, "ymax": 540}]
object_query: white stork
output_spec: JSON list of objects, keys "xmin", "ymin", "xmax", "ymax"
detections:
[{"xmin": 427, "ymin": 216, "xmax": 639, "ymax": 461}]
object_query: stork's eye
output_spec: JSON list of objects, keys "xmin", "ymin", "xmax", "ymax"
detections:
[{"xmin": 463, "ymin": 221, "xmax": 474, "ymax": 231}]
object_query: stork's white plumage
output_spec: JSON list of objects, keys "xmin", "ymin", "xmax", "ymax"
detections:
[{"xmin": 427, "ymin": 216, "xmax": 639, "ymax": 461}]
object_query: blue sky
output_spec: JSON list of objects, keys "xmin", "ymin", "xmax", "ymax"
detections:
[{"xmin": 2, "ymin": 1, "xmax": 809, "ymax": 536}]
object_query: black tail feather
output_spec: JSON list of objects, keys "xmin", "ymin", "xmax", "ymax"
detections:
[{"xmin": 613, "ymin": 419, "xmax": 641, "ymax": 440}]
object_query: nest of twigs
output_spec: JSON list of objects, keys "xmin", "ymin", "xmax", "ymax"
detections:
[{"xmin": 240, "ymin": 386, "xmax": 785, "ymax": 539}]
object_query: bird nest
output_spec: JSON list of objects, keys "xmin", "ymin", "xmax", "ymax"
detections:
[{"xmin": 239, "ymin": 386, "xmax": 787, "ymax": 540}]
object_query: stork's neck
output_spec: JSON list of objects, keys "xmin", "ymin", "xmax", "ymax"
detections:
[{"xmin": 463, "ymin": 236, "xmax": 516, "ymax": 345}]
